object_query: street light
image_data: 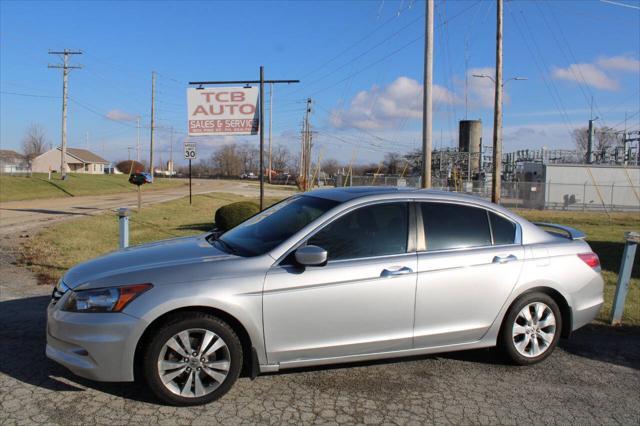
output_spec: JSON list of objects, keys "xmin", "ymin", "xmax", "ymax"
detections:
[
  {"xmin": 472, "ymin": 74, "xmax": 528, "ymax": 85},
  {"xmin": 472, "ymin": 74, "xmax": 527, "ymax": 203}
]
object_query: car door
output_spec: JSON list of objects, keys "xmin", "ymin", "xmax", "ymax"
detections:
[
  {"xmin": 263, "ymin": 201, "xmax": 417, "ymax": 365},
  {"xmin": 413, "ymin": 202, "xmax": 524, "ymax": 348}
]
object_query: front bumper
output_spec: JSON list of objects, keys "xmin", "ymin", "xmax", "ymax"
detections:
[{"xmin": 46, "ymin": 302, "xmax": 147, "ymax": 382}]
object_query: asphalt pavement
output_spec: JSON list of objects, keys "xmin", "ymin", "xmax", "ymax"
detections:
[{"xmin": 0, "ymin": 182, "xmax": 639, "ymax": 425}]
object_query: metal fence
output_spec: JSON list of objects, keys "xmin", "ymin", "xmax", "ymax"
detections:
[{"xmin": 332, "ymin": 175, "xmax": 640, "ymax": 212}]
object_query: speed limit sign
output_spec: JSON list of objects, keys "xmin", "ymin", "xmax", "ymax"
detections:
[{"xmin": 184, "ymin": 143, "xmax": 197, "ymax": 160}]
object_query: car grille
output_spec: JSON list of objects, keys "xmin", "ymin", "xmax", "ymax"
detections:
[{"xmin": 51, "ymin": 280, "xmax": 69, "ymax": 304}]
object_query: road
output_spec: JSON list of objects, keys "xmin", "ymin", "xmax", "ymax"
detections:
[
  {"xmin": 0, "ymin": 179, "xmax": 293, "ymax": 234},
  {"xmin": 0, "ymin": 181, "xmax": 639, "ymax": 424}
]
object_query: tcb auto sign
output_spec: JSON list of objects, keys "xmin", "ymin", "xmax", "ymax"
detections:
[{"xmin": 187, "ymin": 87, "xmax": 259, "ymax": 136}]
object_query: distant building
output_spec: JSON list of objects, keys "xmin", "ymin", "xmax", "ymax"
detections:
[
  {"xmin": 0, "ymin": 149, "xmax": 27, "ymax": 173},
  {"xmin": 32, "ymin": 147, "xmax": 109, "ymax": 174}
]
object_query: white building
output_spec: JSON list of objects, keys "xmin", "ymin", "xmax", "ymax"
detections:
[{"xmin": 32, "ymin": 147, "xmax": 109, "ymax": 174}]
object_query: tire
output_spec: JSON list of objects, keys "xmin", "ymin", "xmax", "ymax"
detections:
[
  {"xmin": 499, "ymin": 292, "xmax": 562, "ymax": 365},
  {"xmin": 143, "ymin": 313, "xmax": 243, "ymax": 406}
]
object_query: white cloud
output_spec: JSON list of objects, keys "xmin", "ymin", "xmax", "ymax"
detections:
[
  {"xmin": 105, "ymin": 109, "xmax": 137, "ymax": 121},
  {"xmin": 329, "ymin": 76, "xmax": 460, "ymax": 130},
  {"xmin": 597, "ymin": 55, "xmax": 640, "ymax": 72},
  {"xmin": 552, "ymin": 63, "xmax": 619, "ymax": 91}
]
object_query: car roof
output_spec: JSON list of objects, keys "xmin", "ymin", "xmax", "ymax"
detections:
[{"xmin": 305, "ymin": 186, "xmax": 494, "ymax": 205}]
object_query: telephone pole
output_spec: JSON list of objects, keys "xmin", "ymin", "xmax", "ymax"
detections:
[
  {"xmin": 268, "ymin": 82, "xmax": 274, "ymax": 184},
  {"xmin": 48, "ymin": 49, "xmax": 82, "ymax": 179},
  {"xmin": 136, "ymin": 116, "xmax": 141, "ymax": 162},
  {"xmin": 491, "ymin": 0, "xmax": 504, "ymax": 204},
  {"xmin": 149, "ymin": 71, "xmax": 156, "ymax": 176},
  {"xmin": 421, "ymin": 0, "xmax": 434, "ymax": 189},
  {"xmin": 169, "ymin": 126, "xmax": 174, "ymax": 177},
  {"xmin": 302, "ymin": 98, "xmax": 312, "ymax": 190}
]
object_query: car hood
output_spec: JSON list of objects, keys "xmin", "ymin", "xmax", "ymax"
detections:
[{"xmin": 62, "ymin": 234, "xmax": 235, "ymax": 289}]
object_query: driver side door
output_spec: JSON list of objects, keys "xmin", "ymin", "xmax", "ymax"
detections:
[{"xmin": 263, "ymin": 201, "xmax": 417, "ymax": 365}]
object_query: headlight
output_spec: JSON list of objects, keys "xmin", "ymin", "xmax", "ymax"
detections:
[{"xmin": 62, "ymin": 283, "xmax": 152, "ymax": 313}]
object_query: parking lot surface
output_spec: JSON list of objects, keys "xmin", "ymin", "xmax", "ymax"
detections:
[{"xmin": 1, "ymin": 236, "xmax": 639, "ymax": 425}]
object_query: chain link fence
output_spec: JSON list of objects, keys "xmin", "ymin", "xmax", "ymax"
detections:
[{"xmin": 332, "ymin": 175, "xmax": 640, "ymax": 211}]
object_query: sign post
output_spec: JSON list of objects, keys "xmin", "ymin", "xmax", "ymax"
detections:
[
  {"xmin": 188, "ymin": 70, "xmax": 299, "ymax": 210},
  {"xmin": 184, "ymin": 142, "xmax": 197, "ymax": 205}
]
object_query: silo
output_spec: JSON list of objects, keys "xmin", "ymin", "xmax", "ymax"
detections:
[{"xmin": 459, "ymin": 120, "xmax": 482, "ymax": 175}]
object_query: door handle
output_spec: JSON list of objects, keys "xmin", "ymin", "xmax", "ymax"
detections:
[
  {"xmin": 492, "ymin": 254, "xmax": 518, "ymax": 264},
  {"xmin": 380, "ymin": 266, "xmax": 413, "ymax": 277}
]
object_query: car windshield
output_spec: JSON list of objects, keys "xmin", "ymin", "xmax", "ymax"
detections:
[{"xmin": 215, "ymin": 195, "xmax": 339, "ymax": 256}]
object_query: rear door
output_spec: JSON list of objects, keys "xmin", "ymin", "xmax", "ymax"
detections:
[{"xmin": 413, "ymin": 202, "xmax": 524, "ymax": 348}]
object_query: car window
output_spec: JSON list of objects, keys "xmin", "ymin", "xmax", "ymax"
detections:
[
  {"xmin": 217, "ymin": 195, "xmax": 339, "ymax": 256},
  {"xmin": 489, "ymin": 212, "xmax": 517, "ymax": 245},
  {"xmin": 420, "ymin": 202, "xmax": 492, "ymax": 251},
  {"xmin": 307, "ymin": 202, "xmax": 409, "ymax": 261}
]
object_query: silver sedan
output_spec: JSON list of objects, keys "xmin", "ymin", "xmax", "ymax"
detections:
[{"xmin": 46, "ymin": 187, "xmax": 604, "ymax": 405}]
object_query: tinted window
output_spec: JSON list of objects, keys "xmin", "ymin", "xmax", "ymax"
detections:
[
  {"xmin": 217, "ymin": 195, "xmax": 339, "ymax": 256},
  {"xmin": 421, "ymin": 203, "xmax": 491, "ymax": 251},
  {"xmin": 308, "ymin": 203, "xmax": 408, "ymax": 261},
  {"xmin": 490, "ymin": 212, "xmax": 516, "ymax": 245}
]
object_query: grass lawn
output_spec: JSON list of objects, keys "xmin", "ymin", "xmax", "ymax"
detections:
[
  {"xmin": 19, "ymin": 197, "xmax": 639, "ymax": 325},
  {"xmin": 0, "ymin": 173, "xmax": 185, "ymax": 203}
]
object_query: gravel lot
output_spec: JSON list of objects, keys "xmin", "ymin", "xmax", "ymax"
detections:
[{"xmin": 1, "ymin": 232, "xmax": 639, "ymax": 425}]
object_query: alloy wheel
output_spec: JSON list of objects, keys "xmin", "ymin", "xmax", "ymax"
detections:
[
  {"xmin": 511, "ymin": 302, "xmax": 556, "ymax": 358},
  {"xmin": 157, "ymin": 328, "xmax": 231, "ymax": 397}
]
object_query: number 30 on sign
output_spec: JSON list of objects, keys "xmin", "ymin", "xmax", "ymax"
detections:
[{"xmin": 184, "ymin": 143, "xmax": 197, "ymax": 160}]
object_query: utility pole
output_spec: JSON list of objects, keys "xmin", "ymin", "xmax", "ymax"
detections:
[
  {"xmin": 302, "ymin": 98, "xmax": 312, "ymax": 191},
  {"xmin": 136, "ymin": 116, "xmax": 140, "ymax": 162},
  {"xmin": 48, "ymin": 49, "xmax": 82, "ymax": 179},
  {"xmin": 491, "ymin": 0, "xmax": 504, "ymax": 204},
  {"xmin": 421, "ymin": 0, "xmax": 434, "ymax": 189},
  {"xmin": 587, "ymin": 117, "xmax": 598, "ymax": 164},
  {"xmin": 169, "ymin": 126, "xmax": 174, "ymax": 177},
  {"xmin": 268, "ymin": 82, "xmax": 274, "ymax": 184},
  {"xmin": 150, "ymin": 71, "xmax": 156, "ymax": 176}
]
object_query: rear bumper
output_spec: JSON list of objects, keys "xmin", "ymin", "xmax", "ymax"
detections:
[
  {"xmin": 572, "ymin": 300, "xmax": 603, "ymax": 331},
  {"xmin": 46, "ymin": 303, "xmax": 146, "ymax": 382}
]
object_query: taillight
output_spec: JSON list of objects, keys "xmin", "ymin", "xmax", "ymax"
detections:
[{"xmin": 578, "ymin": 252, "xmax": 600, "ymax": 269}]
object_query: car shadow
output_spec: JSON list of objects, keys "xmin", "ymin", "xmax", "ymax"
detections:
[{"xmin": 1, "ymin": 295, "xmax": 637, "ymax": 406}]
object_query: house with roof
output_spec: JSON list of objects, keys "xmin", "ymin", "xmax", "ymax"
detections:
[
  {"xmin": 0, "ymin": 149, "xmax": 27, "ymax": 173},
  {"xmin": 32, "ymin": 147, "xmax": 109, "ymax": 174}
]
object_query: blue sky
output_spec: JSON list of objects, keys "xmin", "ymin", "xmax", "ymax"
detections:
[{"xmin": 1, "ymin": 0, "xmax": 639, "ymax": 167}]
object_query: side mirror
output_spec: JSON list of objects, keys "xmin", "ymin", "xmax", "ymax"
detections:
[{"xmin": 294, "ymin": 245, "xmax": 327, "ymax": 267}]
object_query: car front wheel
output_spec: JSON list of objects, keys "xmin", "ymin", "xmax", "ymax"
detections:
[
  {"xmin": 143, "ymin": 313, "xmax": 243, "ymax": 406},
  {"xmin": 500, "ymin": 292, "xmax": 562, "ymax": 365}
]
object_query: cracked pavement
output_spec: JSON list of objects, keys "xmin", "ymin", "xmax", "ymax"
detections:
[{"xmin": 1, "ymin": 209, "xmax": 639, "ymax": 424}]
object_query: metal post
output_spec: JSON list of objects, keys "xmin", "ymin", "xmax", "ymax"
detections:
[
  {"xmin": 610, "ymin": 232, "xmax": 639, "ymax": 325},
  {"xmin": 268, "ymin": 82, "xmax": 273, "ymax": 184},
  {"xmin": 117, "ymin": 208, "xmax": 130, "ymax": 249},
  {"xmin": 491, "ymin": 0, "xmax": 504, "ymax": 204},
  {"xmin": 259, "ymin": 66, "xmax": 265, "ymax": 210},
  {"xmin": 150, "ymin": 71, "xmax": 156, "ymax": 176},
  {"xmin": 189, "ymin": 159, "xmax": 192, "ymax": 205},
  {"xmin": 421, "ymin": 0, "xmax": 434, "ymax": 189}
]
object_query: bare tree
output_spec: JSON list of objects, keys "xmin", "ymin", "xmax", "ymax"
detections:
[
  {"xmin": 383, "ymin": 152, "xmax": 402, "ymax": 175},
  {"xmin": 22, "ymin": 123, "xmax": 48, "ymax": 166},
  {"xmin": 572, "ymin": 126, "xmax": 620, "ymax": 153},
  {"xmin": 271, "ymin": 145, "xmax": 292, "ymax": 172},
  {"xmin": 321, "ymin": 158, "xmax": 340, "ymax": 177}
]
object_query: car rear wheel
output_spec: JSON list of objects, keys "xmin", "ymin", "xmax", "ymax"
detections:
[
  {"xmin": 499, "ymin": 292, "xmax": 562, "ymax": 365},
  {"xmin": 143, "ymin": 313, "xmax": 243, "ymax": 406}
]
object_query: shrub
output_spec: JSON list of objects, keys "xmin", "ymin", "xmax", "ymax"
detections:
[{"xmin": 214, "ymin": 201, "xmax": 260, "ymax": 231}]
